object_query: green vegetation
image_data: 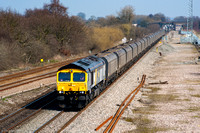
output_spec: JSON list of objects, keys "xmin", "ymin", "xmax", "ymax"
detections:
[{"xmin": 2, "ymin": 96, "xmax": 11, "ymax": 101}]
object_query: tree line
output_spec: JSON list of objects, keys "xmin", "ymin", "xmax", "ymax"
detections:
[{"xmin": 0, "ymin": 0, "xmax": 166, "ymax": 71}]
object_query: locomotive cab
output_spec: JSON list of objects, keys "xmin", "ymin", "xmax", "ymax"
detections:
[
  {"xmin": 57, "ymin": 69, "xmax": 88, "ymax": 108},
  {"xmin": 56, "ymin": 56, "xmax": 105, "ymax": 108}
]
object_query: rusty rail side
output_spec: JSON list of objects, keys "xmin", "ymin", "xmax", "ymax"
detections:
[
  {"xmin": 103, "ymin": 75, "xmax": 146, "ymax": 133},
  {"xmin": 95, "ymin": 116, "xmax": 113, "ymax": 131}
]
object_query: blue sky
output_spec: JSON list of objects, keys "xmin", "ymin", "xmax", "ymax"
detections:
[{"xmin": 0, "ymin": 0, "xmax": 200, "ymax": 19}]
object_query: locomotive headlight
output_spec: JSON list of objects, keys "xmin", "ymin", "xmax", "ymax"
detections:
[{"xmin": 80, "ymin": 91, "xmax": 84, "ymax": 94}]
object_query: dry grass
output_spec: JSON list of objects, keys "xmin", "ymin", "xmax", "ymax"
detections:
[
  {"xmin": 149, "ymin": 94, "xmax": 179, "ymax": 103},
  {"xmin": 91, "ymin": 27, "xmax": 124, "ymax": 50},
  {"xmin": 146, "ymin": 87, "xmax": 161, "ymax": 93},
  {"xmin": 192, "ymin": 115, "xmax": 200, "ymax": 118},
  {"xmin": 191, "ymin": 94, "xmax": 200, "ymax": 98},
  {"xmin": 182, "ymin": 98, "xmax": 191, "ymax": 101},
  {"xmin": 132, "ymin": 105, "xmax": 157, "ymax": 114},
  {"xmin": 187, "ymin": 88, "xmax": 195, "ymax": 91},
  {"xmin": 188, "ymin": 106, "xmax": 200, "ymax": 112},
  {"xmin": 185, "ymin": 80, "xmax": 200, "ymax": 85},
  {"xmin": 123, "ymin": 116, "xmax": 168, "ymax": 133}
]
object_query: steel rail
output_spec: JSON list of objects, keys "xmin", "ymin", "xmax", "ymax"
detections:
[
  {"xmin": 0, "ymin": 62, "xmax": 64, "ymax": 82},
  {"xmin": 2, "ymin": 99, "xmax": 56, "ymax": 133},
  {"xmin": 0, "ymin": 72, "xmax": 56, "ymax": 92},
  {"xmin": 0, "ymin": 90, "xmax": 55, "ymax": 122},
  {"xmin": 0, "ymin": 71, "xmax": 56, "ymax": 88},
  {"xmin": 103, "ymin": 75, "xmax": 146, "ymax": 133},
  {"xmin": 33, "ymin": 110, "xmax": 64, "ymax": 133}
]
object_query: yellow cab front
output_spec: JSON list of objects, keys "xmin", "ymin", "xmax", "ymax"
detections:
[{"xmin": 57, "ymin": 69, "xmax": 87, "ymax": 95}]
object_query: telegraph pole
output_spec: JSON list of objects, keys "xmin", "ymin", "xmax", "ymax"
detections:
[{"xmin": 187, "ymin": 0, "xmax": 193, "ymax": 43}]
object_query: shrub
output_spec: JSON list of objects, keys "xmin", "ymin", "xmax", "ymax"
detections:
[{"xmin": 91, "ymin": 27, "xmax": 124, "ymax": 51}]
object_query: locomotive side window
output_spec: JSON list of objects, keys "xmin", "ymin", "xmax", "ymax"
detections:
[
  {"xmin": 58, "ymin": 72, "xmax": 70, "ymax": 82},
  {"xmin": 73, "ymin": 73, "xmax": 85, "ymax": 82}
]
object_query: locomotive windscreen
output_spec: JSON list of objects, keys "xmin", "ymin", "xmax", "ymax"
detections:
[
  {"xmin": 58, "ymin": 72, "xmax": 70, "ymax": 82},
  {"xmin": 73, "ymin": 73, "xmax": 85, "ymax": 82}
]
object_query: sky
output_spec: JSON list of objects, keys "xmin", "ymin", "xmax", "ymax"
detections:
[{"xmin": 0, "ymin": 0, "xmax": 200, "ymax": 19}]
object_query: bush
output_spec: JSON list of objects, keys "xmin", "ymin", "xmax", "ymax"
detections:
[
  {"xmin": 0, "ymin": 40, "xmax": 22, "ymax": 70},
  {"xmin": 91, "ymin": 27, "xmax": 124, "ymax": 51}
]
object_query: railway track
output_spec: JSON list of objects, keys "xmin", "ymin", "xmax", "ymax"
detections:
[
  {"xmin": 0, "ymin": 71, "xmax": 56, "ymax": 92},
  {"xmin": 0, "ymin": 58, "xmax": 83, "ymax": 93},
  {"xmin": 0, "ymin": 91, "xmax": 57, "ymax": 132}
]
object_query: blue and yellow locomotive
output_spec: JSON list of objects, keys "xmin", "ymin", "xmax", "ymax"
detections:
[{"xmin": 57, "ymin": 56, "xmax": 106, "ymax": 108}]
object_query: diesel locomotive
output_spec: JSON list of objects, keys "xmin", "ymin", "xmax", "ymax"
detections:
[{"xmin": 56, "ymin": 30, "xmax": 165, "ymax": 108}]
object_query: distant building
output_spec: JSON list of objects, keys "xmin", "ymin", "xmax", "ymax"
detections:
[
  {"xmin": 132, "ymin": 24, "xmax": 137, "ymax": 27},
  {"xmin": 175, "ymin": 24, "xmax": 183, "ymax": 31}
]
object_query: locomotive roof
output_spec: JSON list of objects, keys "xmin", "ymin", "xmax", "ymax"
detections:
[{"xmin": 58, "ymin": 55, "xmax": 104, "ymax": 72}]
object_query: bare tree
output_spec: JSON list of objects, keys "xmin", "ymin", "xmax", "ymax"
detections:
[
  {"xmin": 44, "ymin": 0, "xmax": 68, "ymax": 16},
  {"xmin": 117, "ymin": 5, "xmax": 135, "ymax": 24}
]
